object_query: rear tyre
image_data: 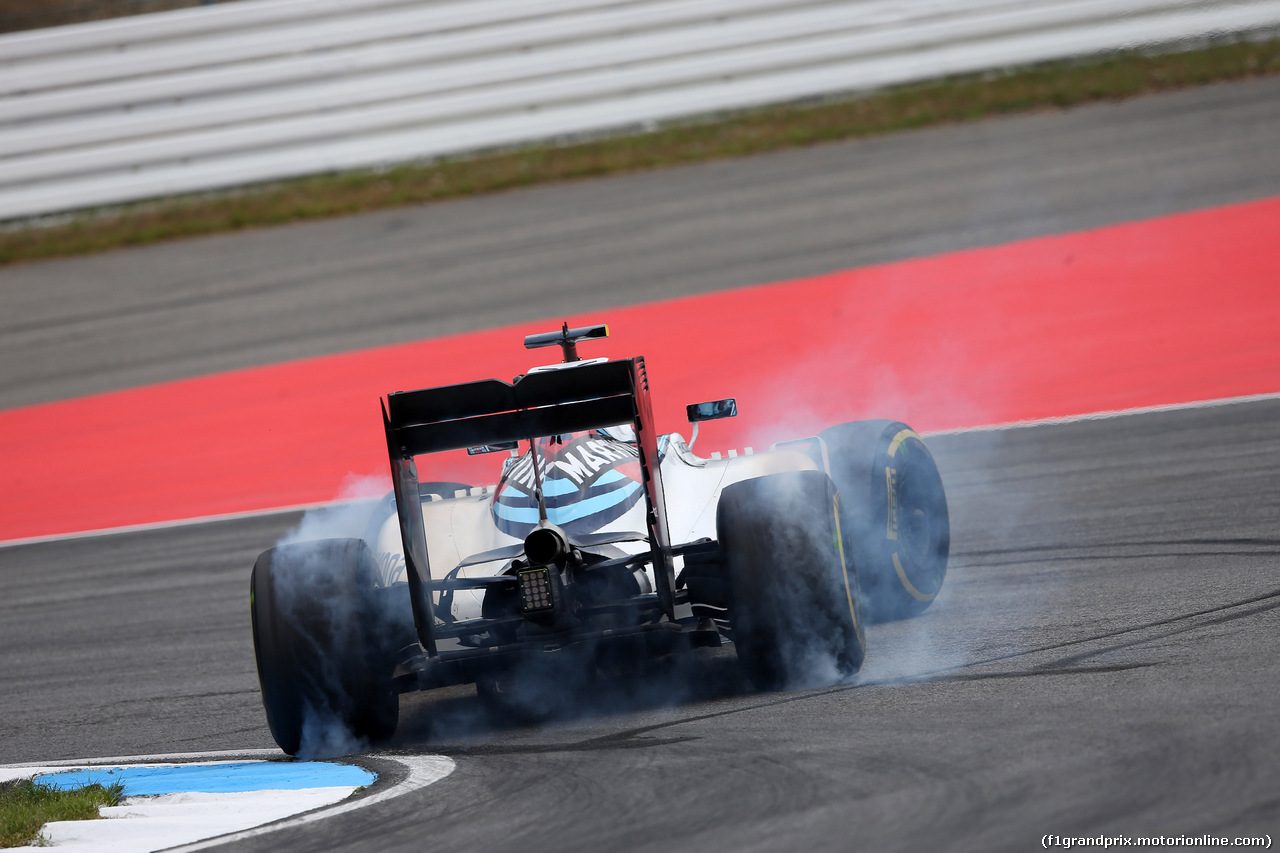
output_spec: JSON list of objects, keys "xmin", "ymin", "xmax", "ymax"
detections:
[
  {"xmin": 819, "ymin": 420, "xmax": 949, "ymax": 622},
  {"xmin": 250, "ymin": 538, "xmax": 399, "ymax": 756},
  {"xmin": 717, "ymin": 470, "xmax": 866, "ymax": 691}
]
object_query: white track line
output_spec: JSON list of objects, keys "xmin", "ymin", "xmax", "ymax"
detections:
[
  {"xmin": 924, "ymin": 390, "xmax": 1280, "ymax": 436},
  {"xmin": 165, "ymin": 753, "xmax": 455, "ymax": 853},
  {"xmin": 3, "ymin": 390, "xmax": 1278, "ymax": 550},
  {"xmin": 0, "ymin": 497, "xmax": 378, "ymax": 550}
]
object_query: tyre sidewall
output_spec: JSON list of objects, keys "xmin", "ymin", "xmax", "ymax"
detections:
[
  {"xmin": 251, "ymin": 538, "xmax": 398, "ymax": 754},
  {"xmin": 718, "ymin": 470, "xmax": 865, "ymax": 690},
  {"xmin": 820, "ymin": 420, "xmax": 950, "ymax": 622}
]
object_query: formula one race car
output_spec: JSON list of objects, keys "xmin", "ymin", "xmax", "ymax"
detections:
[{"xmin": 250, "ymin": 324, "xmax": 949, "ymax": 755}]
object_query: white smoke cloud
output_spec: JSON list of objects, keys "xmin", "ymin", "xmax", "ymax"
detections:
[
  {"xmin": 276, "ymin": 472, "xmax": 389, "ymax": 548},
  {"xmin": 716, "ymin": 278, "xmax": 1055, "ymax": 691},
  {"xmin": 298, "ymin": 702, "xmax": 368, "ymax": 761},
  {"xmin": 257, "ymin": 472, "xmax": 398, "ymax": 760}
]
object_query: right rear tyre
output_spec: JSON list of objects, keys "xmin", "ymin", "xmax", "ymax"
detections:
[
  {"xmin": 717, "ymin": 470, "xmax": 866, "ymax": 691},
  {"xmin": 818, "ymin": 420, "xmax": 949, "ymax": 623}
]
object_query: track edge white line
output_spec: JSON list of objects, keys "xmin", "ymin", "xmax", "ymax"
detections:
[
  {"xmin": 0, "ymin": 497, "xmax": 379, "ymax": 550},
  {"xmin": 161, "ymin": 753, "xmax": 456, "ymax": 853},
  {"xmin": 0, "ymin": 749, "xmax": 455, "ymax": 853},
  {"xmin": 922, "ymin": 390, "xmax": 1280, "ymax": 436}
]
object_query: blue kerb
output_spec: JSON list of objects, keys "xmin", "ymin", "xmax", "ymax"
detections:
[{"xmin": 34, "ymin": 761, "xmax": 376, "ymax": 796}]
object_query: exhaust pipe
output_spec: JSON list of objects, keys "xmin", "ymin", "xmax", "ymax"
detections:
[{"xmin": 524, "ymin": 522, "xmax": 569, "ymax": 566}]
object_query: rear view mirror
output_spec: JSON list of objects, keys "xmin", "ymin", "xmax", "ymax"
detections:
[{"xmin": 687, "ymin": 398, "xmax": 737, "ymax": 422}]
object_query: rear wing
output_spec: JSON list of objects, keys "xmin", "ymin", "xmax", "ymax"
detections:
[{"xmin": 382, "ymin": 358, "xmax": 676, "ymax": 655}]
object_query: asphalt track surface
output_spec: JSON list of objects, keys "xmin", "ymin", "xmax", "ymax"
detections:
[
  {"xmin": 1, "ymin": 399, "xmax": 1278, "ymax": 851},
  {"xmin": 2, "ymin": 77, "xmax": 1279, "ymax": 850}
]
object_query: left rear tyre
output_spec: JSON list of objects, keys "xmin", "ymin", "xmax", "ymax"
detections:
[{"xmin": 250, "ymin": 538, "xmax": 398, "ymax": 756}]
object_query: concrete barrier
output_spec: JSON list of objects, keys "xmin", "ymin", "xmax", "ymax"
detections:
[{"xmin": 2, "ymin": 0, "xmax": 1278, "ymax": 220}]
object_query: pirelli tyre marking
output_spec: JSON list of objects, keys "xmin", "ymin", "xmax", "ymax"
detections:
[{"xmin": 885, "ymin": 465, "xmax": 899, "ymax": 541}]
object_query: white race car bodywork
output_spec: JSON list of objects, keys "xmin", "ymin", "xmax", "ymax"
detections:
[{"xmin": 371, "ymin": 434, "xmax": 819, "ymax": 632}]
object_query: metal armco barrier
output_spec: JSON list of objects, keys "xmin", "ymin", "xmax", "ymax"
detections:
[{"xmin": 2, "ymin": 0, "xmax": 1278, "ymax": 220}]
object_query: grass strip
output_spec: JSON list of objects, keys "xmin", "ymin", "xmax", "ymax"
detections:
[
  {"xmin": 0, "ymin": 0, "xmax": 232, "ymax": 35},
  {"xmin": 3, "ymin": 36, "xmax": 1279, "ymax": 267},
  {"xmin": 0, "ymin": 777, "xmax": 125, "ymax": 848}
]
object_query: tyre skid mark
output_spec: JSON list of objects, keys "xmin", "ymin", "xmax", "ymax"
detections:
[
  {"xmin": 935, "ymin": 662, "xmax": 1160, "ymax": 682},
  {"xmin": 919, "ymin": 588, "xmax": 1280, "ymax": 677},
  {"xmin": 1040, "ymin": 598, "xmax": 1280, "ymax": 670},
  {"xmin": 949, "ymin": 538, "xmax": 1280, "ymax": 569},
  {"xmin": 425, "ymin": 588, "xmax": 1280, "ymax": 757}
]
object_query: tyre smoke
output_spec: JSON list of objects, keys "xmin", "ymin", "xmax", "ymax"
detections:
[
  {"xmin": 276, "ymin": 472, "xmax": 387, "ymax": 548},
  {"xmin": 297, "ymin": 702, "xmax": 367, "ymax": 761},
  {"xmin": 721, "ymin": 295, "xmax": 1052, "ymax": 690},
  {"xmin": 258, "ymin": 472, "xmax": 398, "ymax": 759}
]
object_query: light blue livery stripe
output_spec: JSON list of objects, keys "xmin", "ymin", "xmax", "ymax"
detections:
[
  {"xmin": 495, "ymin": 483, "xmax": 640, "ymax": 527},
  {"xmin": 493, "ymin": 502, "xmax": 540, "ymax": 524},
  {"xmin": 541, "ymin": 476, "xmax": 580, "ymax": 497},
  {"xmin": 546, "ymin": 486, "xmax": 641, "ymax": 524},
  {"xmin": 35, "ymin": 762, "xmax": 375, "ymax": 796}
]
